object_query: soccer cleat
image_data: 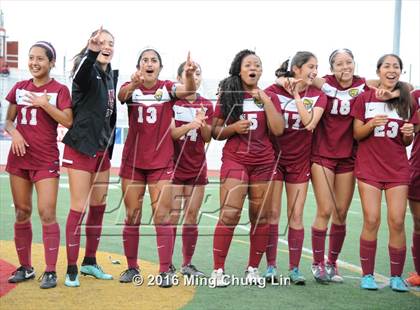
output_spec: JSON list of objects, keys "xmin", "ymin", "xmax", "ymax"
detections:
[
  {"xmin": 289, "ymin": 267, "xmax": 306, "ymax": 285},
  {"xmin": 390, "ymin": 276, "xmax": 409, "ymax": 292},
  {"xmin": 180, "ymin": 264, "xmax": 205, "ymax": 277},
  {"xmin": 169, "ymin": 264, "xmax": 177, "ymax": 276},
  {"xmin": 39, "ymin": 271, "xmax": 57, "ymax": 289},
  {"xmin": 80, "ymin": 264, "xmax": 113, "ymax": 280},
  {"xmin": 360, "ymin": 274, "xmax": 378, "ymax": 290},
  {"xmin": 325, "ymin": 262, "xmax": 343, "ymax": 283},
  {"xmin": 119, "ymin": 268, "xmax": 140, "ymax": 283},
  {"xmin": 406, "ymin": 272, "xmax": 420, "ymax": 286},
  {"xmin": 158, "ymin": 271, "xmax": 173, "ymax": 288},
  {"xmin": 64, "ymin": 273, "xmax": 80, "ymax": 287},
  {"xmin": 245, "ymin": 266, "xmax": 263, "ymax": 285},
  {"xmin": 210, "ymin": 268, "xmax": 230, "ymax": 287},
  {"xmin": 8, "ymin": 266, "xmax": 35, "ymax": 283},
  {"xmin": 263, "ymin": 265, "xmax": 278, "ymax": 283},
  {"xmin": 311, "ymin": 263, "xmax": 329, "ymax": 284}
]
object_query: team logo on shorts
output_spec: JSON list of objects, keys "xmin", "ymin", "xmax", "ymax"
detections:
[
  {"xmin": 348, "ymin": 88, "xmax": 359, "ymax": 98},
  {"xmin": 154, "ymin": 89, "xmax": 163, "ymax": 101},
  {"xmin": 303, "ymin": 98, "xmax": 314, "ymax": 110}
]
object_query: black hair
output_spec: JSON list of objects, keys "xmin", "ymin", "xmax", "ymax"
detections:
[
  {"xmin": 376, "ymin": 54, "xmax": 411, "ymax": 120},
  {"xmin": 30, "ymin": 41, "xmax": 56, "ymax": 62},
  {"xmin": 328, "ymin": 48, "xmax": 354, "ymax": 70},
  {"xmin": 136, "ymin": 48, "xmax": 163, "ymax": 69},
  {"xmin": 177, "ymin": 61, "xmax": 201, "ymax": 78},
  {"xmin": 219, "ymin": 49, "xmax": 256, "ymax": 121},
  {"xmin": 71, "ymin": 28, "xmax": 114, "ymax": 76},
  {"xmin": 275, "ymin": 51, "xmax": 316, "ymax": 78}
]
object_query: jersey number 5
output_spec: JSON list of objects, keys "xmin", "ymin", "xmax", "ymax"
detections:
[{"xmin": 20, "ymin": 107, "xmax": 37, "ymax": 126}]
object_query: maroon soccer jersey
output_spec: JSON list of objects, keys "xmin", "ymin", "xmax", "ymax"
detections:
[
  {"xmin": 6, "ymin": 79, "xmax": 72, "ymax": 170},
  {"xmin": 410, "ymin": 90, "xmax": 420, "ymax": 169},
  {"xmin": 214, "ymin": 91, "xmax": 281, "ymax": 166},
  {"xmin": 312, "ymin": 75, "xmax": 368, "ymax": 158},
  {"xmin": 265, "ymin": 84, "xmax": 327, "ymax": 165},
  {"xmin": 351, "ymin": 89, "xmax": 419, "ymax": 182},
  {"xmin": 121, "ymin": 80, "xmax": 175, "ymax": 170},
  {"xmin": 173, "ymin": 96, "xmax": 214, "ymax": 177}
]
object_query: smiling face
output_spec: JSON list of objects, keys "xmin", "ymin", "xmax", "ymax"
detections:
[
  {"xmin": 293, "ymin": 56, "xmax": 318, "ymax": 85},
  {"xmin": 28, "ymin": 46, "xmax": 54, "ymax": 80},
  {"xmin": 377, "ymin": 55, "xmax": 401, "ymax": 90},
  {"xmin": 138, "ymin": 50, "xmax": 162, "ymax": 84},
  {"xmin": 240, "ymin": 54, "xmax": 262, "ymax": 90},
  {"xmin": 96, "ymin": 32, "xmax": 114, "ymax": 66},
  {"xmin": 331, "ymin": 52, "xmax": 355, "ymax": 84}
]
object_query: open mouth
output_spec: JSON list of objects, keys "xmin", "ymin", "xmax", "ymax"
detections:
[
  {"xmin": 145, "ymin": 69, "xmax": 154, "ymax": 74},
  {"xmin": 385, "ymin": 74, "xmax": 397, "ymax": 81},
  {"xmin": 249, "ymin": 73, "xmax": 256, "ymax": 78},
  {"xmin": 101, "ymin": 51, "xmax": 111, "ymax": 57}
]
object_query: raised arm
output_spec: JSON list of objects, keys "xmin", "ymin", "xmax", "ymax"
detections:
[
  {"xmin": 174, "ymin": 52, "xmax": 197, "ymax": 99},
  {"xmin": 252, "ymin": 89, "xmax": 284, "ymax": 136}
]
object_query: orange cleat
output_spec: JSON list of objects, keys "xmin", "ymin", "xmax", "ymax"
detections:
[{"xmin": 406, "ymin": 272, "xmax": 420, "ymax": 286}]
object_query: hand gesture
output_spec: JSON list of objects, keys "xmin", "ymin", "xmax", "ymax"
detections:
[
  {"xmin": 88, "ymin": 26, "xmax": 104, "ymax": 52},
  {"xmin": 184, "ymin": 51, "xmax": 197, "ymax": 78},
  {"xmin": 24, "ymin": 90, "xmax": 49, "ymax": 108},
  {"xmin": 130, "ymin": 70, "xmax": 144, "ymax": 87},
  {"xmin": 11, "ymin": 130, "xmax": 29, "ymax": 157},
  {"xmin": 368, "ymin": 114, "xmax": 388, "ymax": 128},
  {"xmin": 233, "ymin": 119, "xmax": 252, "ymax": 134},
  {"xmin": 400, "ymin": 122, "xmax": 414, "ymax": 137},
  {"xmin": 373, "ymin": 87, "xmax": 395, "ymax": 101}
]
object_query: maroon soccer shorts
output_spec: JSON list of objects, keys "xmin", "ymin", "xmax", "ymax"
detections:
[
  {"xmin": 119, "ymin": 161, "xmax": 174, "ymax": 182},
  {"xmin": 62, "ymin": 145, "xmax": 110, "ymax": 173},
  {"xmin": 311, "ymin": 154, "xmax": 354, "ymax": 174},
  {"xmin": 409, "ymin": 168, "xmax": 420, "ymax": 201},
  {"xmin": 358, "ymin": 178, "xmax": 409, "ymax": 190},
  {"xmin": 6, "ymin": 166, "xmax": 59, "ymax": 182},
  {"xmin": 220, "ymin": 158, "xmax": 277, "ymax": 182},
  {"xmin": 274, "ymin": 160, "xmax": 311, "ymax": 184}
]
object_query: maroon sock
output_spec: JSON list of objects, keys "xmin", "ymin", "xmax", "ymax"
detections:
[
  {"xmin": 248, "ymin": 224, "xmax": 269, "ymax": 268},
  {"xmin": 213, "ymin": 221, "xmax": 235, "ymax": 270},
  {"xmin": 266, "ymin": 224, "xmax": 278, "ymax": 267},
  {"xmin": 389, "ymin": 245, "xmax": 406, "ymax": 277},
  {"xmin": 288, "ymin": 227, "xmax": 304, "ymax": 269},
  {"xmin": 85, "ymin": 204, "xmax": 106, "ymax": 258},
  {"xmin": 155, "ymin": 223, "xmax": 173, "ymax": 273},
  {"xmin": 123, "ymin": 221, "xmax": 140, "ymax": 269},
  {"xmin": 413, "ymin": 233, "xmax": 420, "ymax": 274},
  {"xmin": 327, "ymin": 223, "xmax": 346, "ymax": 265},
  {"xmin": 360, "ymin": 238, "xmax": 377, "ymax": 276},
  {"xmin": 14, "ymin": 221, "xmax": 32, "ymax": 268},
  {"xmin": 66, "ymin": 209, "xmax": 85, "ymax": 266},
  {"xmin": 171, "ymin": 225, "xmax": 177, "ymax": 257},
  {"xmin": 312, "ymin": 227, "xmax": 327, "ymax": 265},
  {"xmin": 42, "ymin": 223, "xmax": 60, "ymax": 272},
  {"xmin": 182, "ymin": 224, "xmax": 198, "ymax": 266}
]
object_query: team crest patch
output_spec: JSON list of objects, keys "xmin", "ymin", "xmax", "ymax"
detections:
[
  {"xmin": 303, "ymin": 98, "xmax": 314, "ymax": 110},
  {"xmin": 253, "ymin": 98, "xmax": 264, "ymax": 108},
  {"xmin": 348, "ymin": 88, "xmax": 359, "ymax": 98},
  {"xmin": 154, "ymin": 89, "xmax": 163, "ymax": 101},
  {"xmin": 47, "ymin": 95, "xmax": 52, "ymax": 101}
]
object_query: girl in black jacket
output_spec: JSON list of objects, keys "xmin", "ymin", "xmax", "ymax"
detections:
[{"xmin": 62, "ymin": 27, "xmax": 118, "ymax": 287}]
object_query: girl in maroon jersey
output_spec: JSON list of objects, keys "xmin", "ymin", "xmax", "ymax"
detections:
[
  {"xmin": 405, "ymin": 89, "xmax": 420, "ymax": 287},
  {"xmin": 264, "ymin": 51, "xmax": 327, "ymax": 284},
  {"xmin": 170, "ymin": 61, "xmax": 213, "ymax": 277},
  {"xmin": 118, "ymin": 49, "xmax": 197, "ymax": 288},
  {"xmin": 309, "ymin": 49, "xmax": 370, "ymax": 283},
  {"xmin": 352, "ymin": 54, "xmax": 417, "ymax": 292},
  {"xmin": 5, "ymin": 41, "xmax": 73, "ymax": 289},
  {"xmin": 210, "ymin": 49, "xmax": 284, "ymax": 287},
  {"xmin": 62, "ymin": 27, "xmax": 118, "ymax": 287}
]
